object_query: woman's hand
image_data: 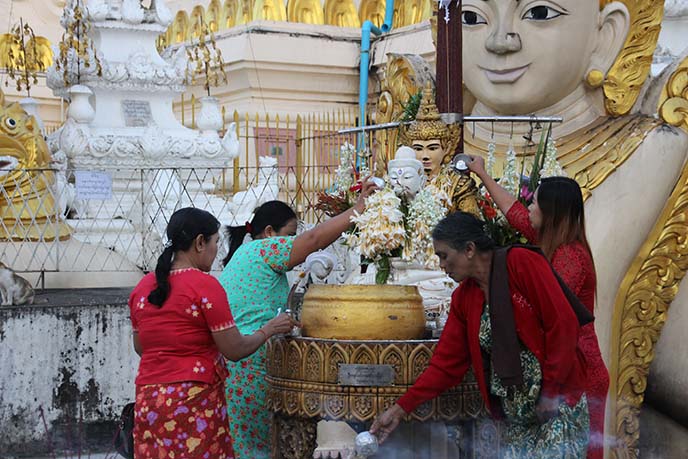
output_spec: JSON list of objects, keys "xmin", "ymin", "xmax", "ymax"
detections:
[
  {"xmin": 534, "ymin": 394, "xmax": 561, "ymax": 424},
  {"xmin": 467, "ymin": 155, "xmax": 487, "ymax": 179},
  {"xmin": 353, "ymin": 177, "xmax": 380, "ymax": 214},
  {"xmin": 369, "ymin": 403, "xmax": 405, "ymax": 444},
  {"xmin": 263, "ymin": 313, "xmax": 297, "ymax": 337}
]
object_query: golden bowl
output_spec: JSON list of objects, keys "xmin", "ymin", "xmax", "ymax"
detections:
[{"xmin": 300, "ymin": 284, "xmax": 426, "ymax": 340}]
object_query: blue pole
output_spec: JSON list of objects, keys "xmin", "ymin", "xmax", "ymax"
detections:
[{"xmin": 358, "ymin": 0, "xmax": 395, "ymax": 163}]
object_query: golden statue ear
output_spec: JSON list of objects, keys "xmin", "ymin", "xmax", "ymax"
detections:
[{"xmin": 589, "ymin": 2, "xmax": 631, "ymax": 79}]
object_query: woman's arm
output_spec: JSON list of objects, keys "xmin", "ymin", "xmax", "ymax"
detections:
[
  {"xmin": 211, "ymin": 313, "xmax": 295, "ymax": 361},
  {"xmin": 467, "ymin": 155, "xmax": 517, "ymax": 215},
  {"xmin": 287, "ymin": 179, "xmax": 378, "ymax": 268},
  {"xmin": 371, "ymin": 290, "xmax": 471, "ymax": 443}
]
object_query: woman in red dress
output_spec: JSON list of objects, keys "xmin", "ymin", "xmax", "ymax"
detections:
[
  {"xmin": 372, "ymin": 212, "xmax": 590, "ymax": 457},
  {"xmin": 129, "ymin": 208, "xmax": 295, "ymax": 458},
  {"xmin": 468, "ymin": 157, "xmax": 609, "ymax": 459}
]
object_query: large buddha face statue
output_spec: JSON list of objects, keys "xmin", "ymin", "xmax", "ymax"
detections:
[{"xmin": 461, "ymin": 0, "xmax": 631, "ymax": 114}]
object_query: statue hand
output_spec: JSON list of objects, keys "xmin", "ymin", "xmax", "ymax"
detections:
[
  {"xmin": 467, "ymin": 155, "xmax": 487, "ymax": 178},
  {"xmin": 370, "ymin": 403, "xmax": 405, "ymax": 444}
]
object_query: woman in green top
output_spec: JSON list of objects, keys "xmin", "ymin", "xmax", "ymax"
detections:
[{"xmin": 218, "ymin": 180, "xmax": 377, "ymax": 458}]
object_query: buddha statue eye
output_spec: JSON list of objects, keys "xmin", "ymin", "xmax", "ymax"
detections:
[
  {"xmin": 461, "ymin": 10, "xmax": 487, "ymax": 26},
  {"xmin": 4, "ymin": 118, "xmax": 17, "ymax": 129},
  {"xmin": 522, "ymin": 5, "xmax": 564, "ymax": 21}
]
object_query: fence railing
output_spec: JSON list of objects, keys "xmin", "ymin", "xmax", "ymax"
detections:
[{"xmin": 0, "ymin": 162, "xmax": 354, "ymax": 275}]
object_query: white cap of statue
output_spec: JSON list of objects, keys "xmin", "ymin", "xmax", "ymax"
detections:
[{"xmin": 388, "ymin": 146, "xmax": 423, "ymax": 172}]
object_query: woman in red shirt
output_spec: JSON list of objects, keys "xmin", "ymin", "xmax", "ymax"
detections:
[
  {"xmin": 468, "ymin": 157, "xmax": 609, "ymax": 459},
  {"xmin": 371, "ymin": 212, "xmax": 590, "ymax": 458},
  {"xmin": 129, "ymin": 207, "xmax": 294, "ymax": 459}
]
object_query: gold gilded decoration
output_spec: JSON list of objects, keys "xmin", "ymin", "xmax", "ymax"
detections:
[
  {"xmin": 358, "ymin": 0, "xmax": 385, "ymax": 27},
  {"xmin": 190, "ymin": 5, "xmax": 206, "ymax": 38},
  {"xmin": 434, "ymin": 167, "xmax": 481, "ymax": 215},
  {"xmin": 265, "ymin": 336, "xmax": 487, "ymax": 422},
  {"xmin": 324, "ymin": 0, "xmax": 361, "ymax": 27},
  {"xmin": 585, "ymin": 69, "xmax": 605, "ymax": 89},
  {"xmin": 399, "ymin": 82, "xmax": 460, "ymax": 159},
  {"xmin": 170, "ymin": 11, "xmax": 190, "ymax": 43},
  {"xmin": 608, "ymin": 161, "xmax": 688, "ymax": 459},
  {"xmin": 400, "ymin": 0, "xmax": 432, "ymax": 26},
  {"xmin": 53, "ymin": 0, "xmax": 102, "ymax": 86},
  {"xmin": 223, "ymin": 0, "xmax": 239, "ymax": 28},
  {"xmin": 300, "ymin": 284, "xmax": 426, "ymax": 340},
  {"xmin": 0, "ymin": 95, "xmax": 70, "ymax": 241},
  {"xmin": 288, "ymin": 0, "xmax": 325, "ymax": 24},
  {"xmin": 600, "ymin": 0, "xmax": 664, "ymax": 117},
  {"xmin": 658, "ymin": 56, "xmax": 688, "ymax": 133},
  {"xmin": 206, "ymin": 0, "xmax": 222, "ymax": 32},
  {"xmin": 375, "ymin": 53, "xmax": 434, "ymax": 174},
  {"xmin": 1, "ymin": 24, "xmax": 52, "ymax": 96},
  {"xmin": 464, "ymin": 115, "xmax": 662, "ymax": 200},
  {"xmin": 236, "ymin": 0, "xmax": 254, "ymax": 25},
  {"xmin": 253, "ymin": 0, "xmax": 287, "ymax": 22},
  {"xmin": 185, "ymin": 17, "xmax": 227, "ymax": 97}
]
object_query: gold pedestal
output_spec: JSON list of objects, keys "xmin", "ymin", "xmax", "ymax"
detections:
[{"xmin": 266, "ymin": 336, "xmax": 502, "ymax": 459}]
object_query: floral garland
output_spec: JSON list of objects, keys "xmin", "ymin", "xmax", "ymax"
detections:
[
  {"xmin": 403, "ymin": 186, "xmax": 449, "ymax": 269},
  {"xmin": 344, "ymin": 187, "xmax": 406, "ymax": 261}
]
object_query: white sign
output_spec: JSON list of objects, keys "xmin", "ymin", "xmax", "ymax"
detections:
[{"xmin": 75, "ymin": 171, "xmax": 113, "ymax": 200}]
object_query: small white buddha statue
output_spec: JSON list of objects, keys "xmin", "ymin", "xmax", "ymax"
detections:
[{"xmin": 387, "ymin": 146, "xmax": 427, "ymax": 200}]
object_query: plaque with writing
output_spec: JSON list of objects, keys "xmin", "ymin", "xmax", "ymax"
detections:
[
  {"xmin": 338, "ymin": 364, "xmax": 395, "ymax": 387},
  {"xmin": 75, "ymin": 170, "xmax": 113, "ymax": 200},
  {"xmin": 121, "ymin": 99, "xmax": 153, "ymax": 127}
]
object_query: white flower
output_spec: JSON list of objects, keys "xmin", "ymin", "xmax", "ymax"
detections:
[
  {"xmin": 346, "ymin": 187, "xmax": 406, "ymax": 260},
  {"xmin": 499, "ymin": 143, "xmax": 520, "ymax": 196},
  {"xmin": 403, "ymin": 187, "xmax": 448, "ymax": 268},
  {"xmin": 540, "ymin": 137, "xmax": 566, "ymax": 178}
]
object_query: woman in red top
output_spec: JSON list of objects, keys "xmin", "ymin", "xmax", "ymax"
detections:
[
  {"xmin": 371, "ymin": 212, "xmax": 590, "ymax": 458},
  {"xmin": 468, "ymin": 157, "xmax": 609, "ymax": 459},
  {"xmin": 129, "ymin": 208, "xmax": 294, "ymax": 459}
]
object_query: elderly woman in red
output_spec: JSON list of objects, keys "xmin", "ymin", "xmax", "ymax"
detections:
[
  {"xmin": 468, "ymin": 156, "xmax": 608, "ymax": 459},
  {"xmin": 129, "ymin": 207, "xmax": 294, "ymax": 458},
  {"xmin": 371, "ymin": 212, "xmax": 590, "ymax": 458}
]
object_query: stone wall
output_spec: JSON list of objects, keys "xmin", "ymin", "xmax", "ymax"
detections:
[{"xmin": 0, "ymin": 288, "xmax": 138, "ymax": 456}]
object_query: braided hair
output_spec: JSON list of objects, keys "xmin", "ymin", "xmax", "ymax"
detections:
[{"xmin": 148, "ymin": 207, "xmax": 220, "ymax": 307}]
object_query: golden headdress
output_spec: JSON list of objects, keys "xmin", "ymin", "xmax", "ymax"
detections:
[
  {"xmin": 399, "ymin": 82, "xmax": 460, "ymax": 157},
  {"xmin": 600, "ymin": 0, "xmax": 664, "ymax": 116}
]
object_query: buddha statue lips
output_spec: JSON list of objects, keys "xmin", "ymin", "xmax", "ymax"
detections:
[{"xmin": 0, "ymin": 97, "xmax": 70, "ymax": 242}]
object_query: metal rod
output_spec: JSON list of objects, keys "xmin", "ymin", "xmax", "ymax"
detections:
[{"xmin": 337, "ymin": 116, "xmax": 564, "ymax": 134}]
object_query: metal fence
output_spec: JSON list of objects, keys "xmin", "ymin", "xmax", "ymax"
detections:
[
  {"xmin": 1, "ymin": 102, "xmax": 403, "ymax": 276},
  {"xmin": 0, "ymin": 162, "xmax": 350, "ymax": 275}
]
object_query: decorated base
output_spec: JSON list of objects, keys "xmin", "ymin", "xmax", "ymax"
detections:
[{"xmin": 265, "ymin": 336, "xmax": 500, "ymax": 459}]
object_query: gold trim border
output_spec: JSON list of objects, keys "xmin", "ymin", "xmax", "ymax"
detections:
[{"xmin": 609, "ymin": 161, "xmax": 688, "ymax": 458}]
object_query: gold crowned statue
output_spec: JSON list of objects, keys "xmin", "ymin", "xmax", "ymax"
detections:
[
  {"xmin": 399, "ymin": 83, "xmax": 480, "ymax": 216},
  {"xmin": 0, "ymin": 90, "xmax": 70, "ymax": 241}
]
